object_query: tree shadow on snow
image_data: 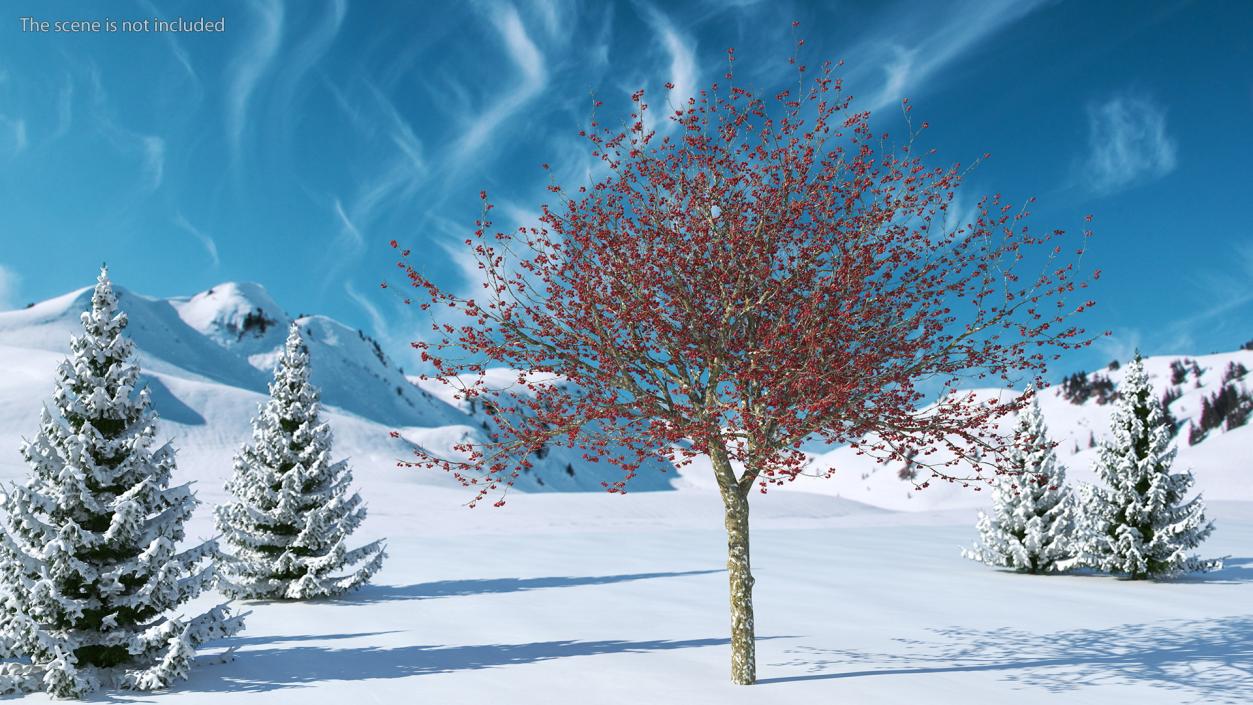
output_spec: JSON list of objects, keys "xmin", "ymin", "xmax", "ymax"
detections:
[
  {"xmin": 1168, "ymin": 557, "xmax": 1253, "ymax": 584},
  {"xmin": 178, "ymin": 636, "xmax": 738, "ymax": 693},
  {"xmin": 221, "ymin": 631, "xmax": 401, "ymax": 648},
  {"xmin": 761, "ymin": 615, "xmax": 1253, "ymax": 704},
  {"xmin": 140, "ymin": 375, "xmax": 206, "ymax": 426},
  {"xmin": 338, "ymin": 569, "xmax": 723, "ymax": 604}
]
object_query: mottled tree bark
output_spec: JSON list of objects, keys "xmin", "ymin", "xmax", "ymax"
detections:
[
  {"xmin": 710, "ymin": 442, "xmax": 757, "ymax": 685},
  {"xmin": 721, "ymin": 485, "xmax": 756, "ymax": 684}
]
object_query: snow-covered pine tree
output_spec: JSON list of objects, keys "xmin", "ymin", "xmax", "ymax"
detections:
[
  {"xmin": 215, "ymin": 323, "xmax": 385, "ymax": 600},
  {"xmin": 962, "ymin": 395, "xmax": 1075, "ymax": 573},
  {"xmin": 1079, "ymin": 354, "xmax": 1219, "ymax": 579},
  {"xmin": 0, "ymin": 267, "xmax": 243, "ymax": 698}
]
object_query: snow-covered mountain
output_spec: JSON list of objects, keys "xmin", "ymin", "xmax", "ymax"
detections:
[
  {"xmin": 755, "ymin": 350, "xmax": 1253, "ymax": 511},
  {"xmin": 0, "ymin": 279, "xmax": 1247, "ymax": 514},
  {"xmin": 0, "ymin": 281, "xmax": 678, "ymax": 520}
]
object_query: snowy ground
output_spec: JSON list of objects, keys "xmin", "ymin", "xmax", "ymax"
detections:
[
  {"xmin": 3, "ymin": 488, "xmax": 1246, "ymax": 705},
  {"xmin": 1, "ymin": 284, "xmax": 1249, "ymax": 703}
]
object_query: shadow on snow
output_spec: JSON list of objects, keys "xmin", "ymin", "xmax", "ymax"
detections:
[
  {"xmin": 1169, "ymin": 556, "xmax": 1253, "ymax": 584},
  {"xmin": 762, "ymin": 615, "xmax": 1253, "ymax": 704},
  {"xmin": 335, "ymin": 569, "xmax": 724, "ymax": 604},
  {"xmin": 181, "ymin": 637, "xmax": 735, "ymax": 693}
]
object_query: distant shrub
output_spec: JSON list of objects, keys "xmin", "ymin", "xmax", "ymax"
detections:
[
  {"xmin": 1170, "ymin": 360, "xmax": 1188, "ymax": 386},
  {"xmin": 1192, "ymin": 382, "xmax": 1253, "ymax": 443},
  {"xmin": 239, "ymin": 308, "xmax": 275, "ymax": 337},
  {"xmin": 1061, "ymin": 372, "xmax": 1092, "ymax": 404},
  {"xmin": 1222, "ymin": 361, "xmax": 1248, "ymax": 385},
  {"xmin": 1160, "ymin": 387, "xmax": 1181, "ymax": 432},
  {"xmin": 1061, "ymin": 371, "xmax": 1118, "ymax": 405},
  {"xmin": 1161, "ymin": 385, "xmax": 1182, "ymax": 408},
  {"xmin": 897, "ymin": 450, "xmax": 920, "ymax": 481},
  {"xmin": 1090, "ymin": 374, "xmax": 1118, "ymax": 405}
]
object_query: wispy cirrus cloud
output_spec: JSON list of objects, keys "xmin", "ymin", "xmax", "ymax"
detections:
[
  {"xmin": 52, "ymin": 76, "xmax": 74, "ymax": 141},
  {"xmin": 139, "ymin": 0, "xmax": 200, "ymax": 89},
  {"xmin": 1159, "ymin": 240, "xmax": 1253, "ymax": 351},
  {"xmin": 856, "ymin": 0, "xmax": 1045, "ymax": 114},
  {"xmin": 87, "ymin": 65, "xmax": 165, "ymax": 191},
  {"xmin": 450, "ymin": 2, "xmax": 546, "ymax": 163},
  {"xmin": 344, "ymin": 279, "xmax": 387, "ymax": 339},
  {"xmin": 1094, "ymin": 327, "xmax": 1144, "ymax": 367},
  {"xmin": 271, "ymin": 0, "xmax": 345, "ymax": 145},
  {"xmin": 227, "ymin": 0, "xmax": 284, "ymax": 162},
  {"xmin": 139, "ymin": 136, "xmax": 165, "ymax": 190},
  {"xmin": 639, "ymin": 3, "xmax": 697, "ymax": 109},
  {"xmin": 0, "ymin": 116, "xmax": 26, "ymax": 155},
  {"xmin": 1081, "ymin": 93, "xmax": 1177, "ymax": 195},
  {"xmin": 0, "ymin": 264, "xmax": 19, "ymax": 310},
  {"xmin": 332, "ymin": 197, "xmax": 364, "ymax": 251},
  {"xmin": 174, "ymin": 212, "xmax": 220, "ymax": 268},
  {"xmin": 527, "ymin": 0, "xmax": 569, "ymax": 40},
  {"xmin": 323, "ymin": 79, "xmax": 427, "ymax": 262}
]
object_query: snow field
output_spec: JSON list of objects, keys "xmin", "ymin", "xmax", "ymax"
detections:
[{"xmin": 14, "ymin": 491, "xmax": 1243, "ymax": 704}]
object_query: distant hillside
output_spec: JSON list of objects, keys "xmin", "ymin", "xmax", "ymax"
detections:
[
  {"xmin": 745, "ymin": 350, "xmax": 1253, "ymax": 511},
  {"xmin": 0, "ymin": 281, "xmax": 679, "ymax": 506},
  {"xmin": 0, "ymin": 278, "xmax": 1245, "ymax": 513}
]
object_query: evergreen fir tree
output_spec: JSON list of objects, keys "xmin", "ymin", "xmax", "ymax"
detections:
[
  {"xmin": 215, "ymin": 324, "xmax": 385, "ymax": 599},
  {"xmin": 1079, "ymin": 354, "xmax": 1219, "ymax": 579},
  {"xmin": 963, "ymin": 396, "xmax": 1076, "ymax": 573},
  {"xmin": 0, "ymin": 267, "xmax": 243, "ymax": 697}
]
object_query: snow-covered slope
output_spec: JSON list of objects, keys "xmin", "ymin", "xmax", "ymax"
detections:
[
  {"xmin": 170, "ymin": 282, "xmax": 465, "ymax": 429},
  {"xmin": 0, "ymin": 282, "xmax": 678, "ymax": 500},
  {"xmin": 770, "ymin": 350, "xmax": 1253, "ymax": 511},
  {"xmin": 0, "ymin": 281, "xmax": 1248, "ymax": 705},
  {"xmin": 0, "ymin": 278, "xmax": 1247, "ymax": 509}
]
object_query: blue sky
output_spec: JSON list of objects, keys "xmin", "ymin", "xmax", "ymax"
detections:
[{"xmin": 0, "ymin": 0, "xmax": 1250, "ymax": 378}]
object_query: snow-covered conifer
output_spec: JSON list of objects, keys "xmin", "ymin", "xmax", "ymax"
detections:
[
  {"xmin": 963, "ymin": 395, "xmax": 1075, "ymax": 573},
  {"xmin": 1079, "ymin": 354, "xmax": 1219, "ymax": 579},
  {"xmin": 0, "ymin": 267, "xmax": 244, "ymax": 698},
  {"xmin": 215, "ymin": 323, "xmax": 385, "ymax": 599}
]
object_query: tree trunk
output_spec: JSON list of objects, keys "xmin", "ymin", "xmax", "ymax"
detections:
[{"xmin": 721, "ymin": 486, "xmax": 756, "ymax": 685}]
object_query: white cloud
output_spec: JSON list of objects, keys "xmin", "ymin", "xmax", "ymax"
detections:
[
  {"xmin": 1083, "ymin": 94, "xmax": 1178, "ymax": 195},
  {"xmin": 858, "ymin": 0, "xmax": 1046, "ymax": 114},
  {"xmin": 1094, "ymin": 328, "xmax": 1143, "ymax": 368},
  {"xmin": 633, "ymin": 3, "xmax": 697, "ymax": 136},
  {"xmin": 53, "ymin": 76, "xmax": 74, "ymax": 140},
  {"xmin": 12, "ymin": 119, "xmax": 26, "ymax": 153},
  {"xmin": 427, "ymin": 215, "xmax": 491, "ymax": 298},
  {"xmin": 85, "ymin": 64, "xmax": 165, "ymax": 191},
  {"xmin": 332, "ymin": 197, "xmax": 364, "ymax": 250},
  {"xmin": 273, "ymin": 0, "xmax": 345, "ymax": 135},
  {"xmin": 140, "ymin": 135, "xmax": 165, "ymax": 190},
  {"xmin": 367, "ymin": 81, "xmax": 426, "ymax": 183},
  {"xmin": 1161, "ymin": 240, "xmax": 1253, "ymax": 350},
  {"xmin": 0, "ymin": 265, "xmax": 18, "ymax": 310},
  {"xmin": 139, "ymin": 0, "xmax": 200, "ymax": 87},
  {"xmin": 327, "ymin": 82, "xmax": 426, "ymax": 255},
  {"xmin": 173, "ymin": 212, "xmax": 219, "ymax": 267},
  {"xmin": 0, "ymin": 115, "xmax": 25, "ymax": 155},
  {"xmin": 643, "ymin": 5, "xmax": 696, "ymax": 104},
  {"xmin": 942, "ymin": 187, "xmax": 978, "ymax": 237},
  {"xmin": 527, "ymin": 0, "xmax": 565, "ymax": 38},
  {"xmin": 227, "ymin": 0, "xmax": 283, "ymax": 161},
  {"xmin": 450, "ymin": 3, "xmax": 546, "ymax": 162},
  {"xmin": 344, "ymin": 280, "xmax": 387, "ymax": 339}
]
